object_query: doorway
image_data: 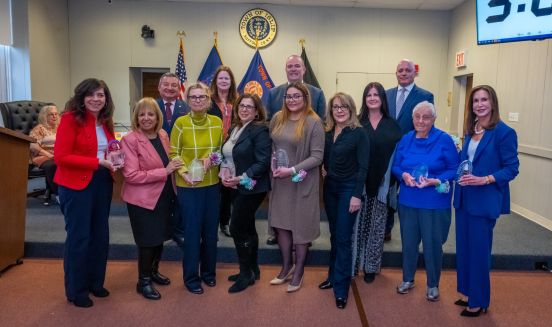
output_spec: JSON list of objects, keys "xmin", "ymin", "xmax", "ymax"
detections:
[{"xmin": 450, "ymin": 74, "xmax": 473, "ymax": 138}]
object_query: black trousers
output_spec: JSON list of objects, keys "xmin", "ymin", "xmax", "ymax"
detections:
[
  {"xmin": 41, "ymin": 159, "xmax": 58, "ymax": 195},
  {"xmin": 219, "ymin": 185, "xmax": 232, "ymax": 227},
  {"xmin": 229, "ymin": 191, "xmax": 266, "ymax": 243}
]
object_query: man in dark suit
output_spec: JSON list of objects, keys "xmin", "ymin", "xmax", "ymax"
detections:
[
  {"xmin": 156, "ymin": 72, "xmax": 189, "ymax": 135},
  {"xmin": 156, "ymin": 72, "xmax": 189, "ymax": 246},
  {"xmin": 264, "ymin": 55, "xmax": 326, "ymax": 120},
  {"xmin": 385, "ymin": 59, "xmax": 434, "ymax": 241}
]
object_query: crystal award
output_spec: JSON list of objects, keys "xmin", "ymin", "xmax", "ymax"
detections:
[
  {"xmin": 107, "ymin": 140, "xmax": 125, "ymax": 169},
  {"xmin": 456, "ymin": 160, "xmax": 473, "ymax": 183},
  {"xmin": 411, "ymin": 164, "xmax": 429, "ymax": 184},
  {"xmin": 271, "ymin": 149, "xmax": 289, "ymax": 172}
]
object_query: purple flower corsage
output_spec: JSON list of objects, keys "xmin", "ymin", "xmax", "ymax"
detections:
[
  {"xmin": 209, "ymin": 152, "xmax": 223, "ymax": 166},
  {"xmin": 291, "ymin": 169, "xmax": 307, "ymax": 183},
  {"xmin": 435, "ymin": 180, "xmax": 450, "ymax": 194},
  {"xmin": 239, "ymin": 173, "xmax": 257, "ymax": 191}
]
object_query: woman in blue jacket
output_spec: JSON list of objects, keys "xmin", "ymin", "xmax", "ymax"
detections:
[
  {"xmin": 392, "ymin": 101, "xmax": 459, "ymax": 302},
  {"xmin": 454, "ymin": 85, "xmax": 519, "ymax": 317}
]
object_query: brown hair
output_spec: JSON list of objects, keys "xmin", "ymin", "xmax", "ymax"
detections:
[
  {"xmin": 271, "ymin": 82, "xmax": 319, "ymax": 140},
  {"xmin": 325, "ymin": 92, "xmax": 361, "ymax": 132},
  {"xmin": 130, "ymin": 97, "xmax": 163, "ymax": 134},
  {"xmin": 210, "ymin": 65, "xmax": 238, "ymax": 105},
  {"xmin": 231, "ymin": 93, "xmax": 267, "ymax": 128},
  {"xmin": 66, "ymin": 78, "xmax": 115, "ymax": 133},
  {"xmin": 465, "ymin": 85, "xmax": 501, "ymax": 136}
]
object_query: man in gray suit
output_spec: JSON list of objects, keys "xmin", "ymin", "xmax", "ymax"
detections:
[
  {"xmin": 385, "ymin": 59, "xmax": 434, "ymax": 241},
  {"xmin": 265, "ymin": 55, "xmax": 326, "ymax": 120}
]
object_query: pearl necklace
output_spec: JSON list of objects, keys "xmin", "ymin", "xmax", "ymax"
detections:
[{"xmin": 474, "ymin": 121, "xmax": 485, "ymax": 135}]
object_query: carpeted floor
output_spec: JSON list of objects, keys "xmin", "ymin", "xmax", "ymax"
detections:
[{"xmin": 1, "ymin": 259, "xmax": 552, "ymax": 327}]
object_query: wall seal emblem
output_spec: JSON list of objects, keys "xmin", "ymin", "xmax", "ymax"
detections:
[{"xmin": 239, "ymin": 8, "xmax": 277, "ymax": 48}]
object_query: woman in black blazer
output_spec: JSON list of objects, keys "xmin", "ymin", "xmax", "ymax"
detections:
[{"xmin": 220, "ymin": 93, "xmax": 272, "ymax": 293}]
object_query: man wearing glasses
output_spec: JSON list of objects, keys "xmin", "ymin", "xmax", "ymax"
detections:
[{"xmin": 265, "ymin": 55, "xmax": 326, "ymax": 120}]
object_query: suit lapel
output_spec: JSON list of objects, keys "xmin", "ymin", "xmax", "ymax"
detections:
[
  {"xmin": 397, "ymin": 85, "xmax": 417, "ymax": 121},
  {"xmin": 234, "ymin": 124, "xmax": 252, "ymax": 147},
  {"xmin": 473, "ymin": 127, "xmax": 493, "ymax": 163},
  {"xmin": 388, "ymin": 88, "xmax": 398, "ymax": 118},
  {"xmin": 135, "ymin": 130, "xmax": 164, "ymax": 167}
]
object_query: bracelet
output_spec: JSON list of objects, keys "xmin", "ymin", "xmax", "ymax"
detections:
[
  {"xmin": 291, "ymin": 166, "xmax": 297, "ymax": 175},
  {"xmin": 485, "ymin": 176, "xmax": 491, "ymax": 184}
]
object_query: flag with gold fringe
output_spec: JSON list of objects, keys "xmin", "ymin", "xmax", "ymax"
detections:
[
  {"xmin": 237, "ymin": 50, "xmax": 274, "ymax": 103},
  {"xmin": 198, "ymin": 44, "xmax": 223, "ymax": 86},
  {"xmin": 300, "ymin": 44, "xmax": 320, "ymax": 89}
]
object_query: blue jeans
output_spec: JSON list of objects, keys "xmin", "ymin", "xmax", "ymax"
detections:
[
  {"xmin": 323, "ymin": 177, "xmax": 357, "ymax": 299},
  {"xmin": 177, "ymin": 184, "xmax": 220, "ymax": 289}
]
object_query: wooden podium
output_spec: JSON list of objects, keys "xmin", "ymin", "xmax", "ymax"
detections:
[{"xmin": 0, "ymin": 127, "xmax": 34, "ymax": 273}]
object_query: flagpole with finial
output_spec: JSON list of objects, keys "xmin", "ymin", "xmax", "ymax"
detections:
[
  {"xmin": 299, "ymin": 38, "xmax": 305, "ymax": 49},
  {"xmin": 177, "ymin": 30, "xmax": 186, "ymax": 60},
  {"xmin": 213, "ymin": 31, "xmax": 218, "ymax": 48}
]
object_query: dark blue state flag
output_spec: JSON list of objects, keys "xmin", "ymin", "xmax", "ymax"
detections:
[
  {"xmin": 197, "ymin": 45, "xmax": 223, "ymax": 86},
  {"xmin": 237, "ymin": 50, "xmax": 274, "ymax": 103}
]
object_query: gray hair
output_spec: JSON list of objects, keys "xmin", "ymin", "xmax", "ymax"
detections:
[{"xmin": 412, "ymin": 101, "xmax": 436, "ymax": 118}]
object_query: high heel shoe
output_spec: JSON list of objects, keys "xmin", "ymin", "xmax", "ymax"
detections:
[
  {"xmin": 287, "ymin": 275, "xmax": 304, "ymax": 293},
  {"xmin": 454, "ymin": 299, "xmax": 469, "ymax": 307},
  {"xmin": 270, "ymin": 265, "xmax": 295, "ymax": 285},
  {"xmin": 460, "ymin": 307, "xmax": 488, "ymax": 317}
]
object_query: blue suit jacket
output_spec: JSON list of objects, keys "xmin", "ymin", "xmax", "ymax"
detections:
[
  {"xmin": 453, "ymin": 121, "xmax": 519, "ymax": 219},
  {"xmin": 156, "ymin": 98, "xmax": 189, "ymax": 135},
  {"xmin": 264, "ymin": 83, "xmax": 326, "ymax": 120},
  {"xmin": 386, "ymin": 84, "xmax": 434, "ymax": 134}
]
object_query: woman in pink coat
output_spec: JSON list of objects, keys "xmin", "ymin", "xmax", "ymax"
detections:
[{"xmin": 121, "ymin": 97, "xmax": 182, "ymax": 300}]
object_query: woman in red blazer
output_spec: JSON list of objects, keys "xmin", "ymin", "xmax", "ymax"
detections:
[
  {"xmin": 54, "ymin": 78, "xmax": 117, "ymax": 308},
  {"xmin": 121, "ymin": 98, "xmax": 182, "ymax": 300}
]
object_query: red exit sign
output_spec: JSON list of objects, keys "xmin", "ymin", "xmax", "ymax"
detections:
[{"xmin": 455, "ymin": 50, "xmax": 466, "ymax": 68}]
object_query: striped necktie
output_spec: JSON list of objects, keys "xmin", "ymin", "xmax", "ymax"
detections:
[{"xmin": 396, "ymin": 88, "xmax": 406, "ymax": 118}]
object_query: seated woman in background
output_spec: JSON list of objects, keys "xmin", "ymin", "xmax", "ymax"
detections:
[
  {"xmin": 121, "ymin": 97, "xmax": 182, "ymax": 300},
  {"xmin": 392, "ymin": 101, "xmax": 459, "ymax": 302},
  {"xmin": 30, "ymin": 104, "xmax": 60, "ymax": 205},
  {"xmin": 221, "ymin": 94, "xmax": 271, "ymax": 293}
]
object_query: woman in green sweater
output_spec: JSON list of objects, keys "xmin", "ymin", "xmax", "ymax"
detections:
[{"xmin": 170, "ymin": 82, "xmax": 223, "ymax": 295}]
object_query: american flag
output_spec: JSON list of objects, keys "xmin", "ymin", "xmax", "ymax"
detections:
[{"xmin": 175, "ymin": 38, "xmax": 187, "ymax": 100}]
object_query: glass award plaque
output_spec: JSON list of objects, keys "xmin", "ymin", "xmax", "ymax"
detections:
[
  {"xmin": 189, "ymin": 158, "xmax": 205, "ymax": 182},
  {"xmin": 456, "ymin": 160, "xmax": 473, "ymax": 183},
  {"xmin": 271, "ymin": 149, "xmax": 289, "ymax": 172},
  {"xmin": 220, "ymin": 159, "xmax": 236, "ymax": 180},
  {"xmin": 411, "ymin": 164, "xmax": 429, "ymax": 184},
  {"xmin": 107, "ymin": 140, "xmax": 125, "ymax": 169}
]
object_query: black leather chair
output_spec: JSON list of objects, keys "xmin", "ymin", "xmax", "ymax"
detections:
[{"xmin": 0, "ymin": 100, "xmax": 54, "ymax": 196}]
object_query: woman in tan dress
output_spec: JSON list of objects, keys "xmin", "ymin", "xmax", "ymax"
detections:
[{"xmin": 268, "ymin": 82, "xmax": 325, "ymax": 292}]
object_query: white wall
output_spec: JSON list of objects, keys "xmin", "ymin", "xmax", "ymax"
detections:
[
  {"xmin": 447, "ymin": 0, "xmax": 552, "ymax": 228},
  {"xmin": 28, "ymin": 0, "xmax": 70, "ymax": 108},
  {"xmin": 65, "ymin": 0, "xmax": 450, "ymax": 124}
]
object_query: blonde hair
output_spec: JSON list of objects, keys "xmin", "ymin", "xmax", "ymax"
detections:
[
  {"xmin": 131, "ymin": 97, "xmax": 163, "ymax": 134},
  {"xmin": 271, "ymin": 82, "xmax": 319, "ymax": 140},
  {"xmin": 325, "ymin": 92, "xmax": 361, "ymax": 132},
  {"xmin": 37, "ymin": 105, "xmax": 59, "ymax": 126},
  {"xmin": 185, "ymin": 82, "xmax": 211, "ymax": 110}
]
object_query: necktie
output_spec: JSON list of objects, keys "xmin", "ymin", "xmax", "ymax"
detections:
[
  {"xmin": 396, "ymin": 88, "xmax": 406, "ymax": 118},
  {"xmin": 165, "ymin": 102, "xmax": 172, "ymax": 124}
]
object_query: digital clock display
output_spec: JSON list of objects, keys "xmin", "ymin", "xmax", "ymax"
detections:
[{"xmin": 476, "ymin": 0, "xmax": 552, "ymax": 45}]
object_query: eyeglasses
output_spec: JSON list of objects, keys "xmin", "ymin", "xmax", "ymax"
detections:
[
  {"xmin": 331, "ymin": 105, "xmax": 349, "ymax": 112},
  {"xmin": 284, "ymin": 94, "xmax": 304, "ymax": 101},
  {"xmin": 238, "ymin": 104, "xmax": 256, "ymax": 111},
  {"xmin": 187, "ymin": 95, "xmax": 208, "ymax": 101},
  {"xmin": 413, "ymin": 114, "xmax": 434, "ymax": 121}
]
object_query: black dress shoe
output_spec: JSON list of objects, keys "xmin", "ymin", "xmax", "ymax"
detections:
[
  {"xmin": 202, "ymin": 279, "xmax": 216, "ymax": 287},
  {"xmin": 137, "ymin": 278, "xmax": 161, "ymax": 300},
  {"xmin": 172, "ymin": 236, "xmax": 185, "ymax": 247},
  {"xmin": 91, "ymin": 287, "xmax": 110, "ymax": 297},
  {"xmin": 228, "ymin": 268, "xmax": 260, "ymax": 282},
  {"xmin": 363, "ymin": 273, "xmax": 376, "ymax": 284},
  {"xmin": 186, "ymin": 285, "xmax": 204, "ymax": 295},
  {"xmin": 318, "ymin": 280, "xmax": 333, "ymax": 290},
  {"xmin": 69, "ymin": 297, "xmax": 94, "ymax": 308},
  {"xmin": 454, "ymin": 299, "xmax": 469, "ymax": 307},
  {"xmin": 336, "ymin": 297, "xmax": 347, "ymax": 309},
  {"xmin": 152, "ymin": 272, "xmax": 171, "ymax": 285},
  {"xmin": 266, "ymin": 236, "xmax": 278, "ymax": 245},
  {"xmin": 460, "ymin": 307, "xmax": 487, "ymax": 317}
]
